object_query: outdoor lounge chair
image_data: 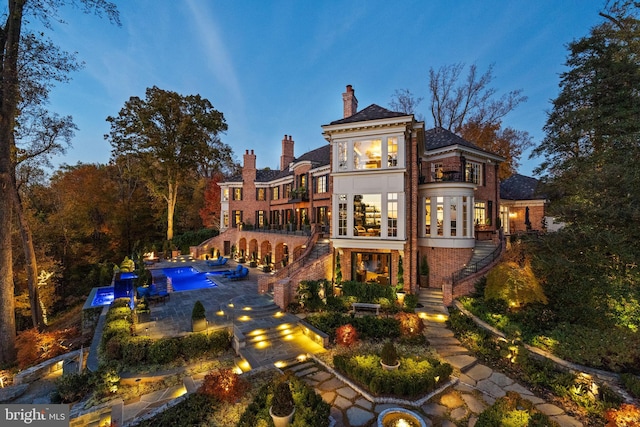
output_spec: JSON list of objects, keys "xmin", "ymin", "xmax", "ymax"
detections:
[
  {"xmin": 147, "ymin": 283, "xmax": 169, "ymax": 303},
  {"xmin": 222, "ymin": 265, "xmax": 243, "ymax": 278},
  {"xmin": 229, "ymin": 267, "xmax": 249, "ymax": 281},
  {"xmin": 206, "ymin": 257, "xmax": 228, "ymax": 268}
]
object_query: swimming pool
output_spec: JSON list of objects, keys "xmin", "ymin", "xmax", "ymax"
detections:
[{"xmin": 162, "ymin": 266, "xmax": 221, "ymax": 292}]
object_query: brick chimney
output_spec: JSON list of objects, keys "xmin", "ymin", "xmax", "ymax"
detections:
[
  {"xmin": 280, "ymin": 135, "xmax": 294, "ymax": 170},
  {"xmin": 342, "ymin": 84, "xmax": 358, "ymax": 118},
  {"xmin": 242, "ymin": 149, "xmax": 256, "ymax": 181}
]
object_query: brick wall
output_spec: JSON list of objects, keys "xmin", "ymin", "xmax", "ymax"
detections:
[
  {"xmin": 423, "ymin": 247, "xmax": 473, "ymax": 290},
  {"xmin": 271, "ymin": 252, "xmax": 333, "ymax": 309}
]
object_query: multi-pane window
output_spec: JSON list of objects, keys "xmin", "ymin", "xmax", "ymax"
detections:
[
  {"xmin": 222, "ymin": 188, "xmax": 229, "ymax": 201},
  {"xmin": 338, "ymin": 141, "xmax": 348, "ymax": 170},
  {"xmin": 436, "ymin": 197, "xmax": 444, "ymax": 236},
  {"xmin": 474, "ymin": 201, "xmax": 486, "ymax": 225},
  {"xmin": 450, "ymin": 197, "xmax": 458, "ymax": 236},
  {"xmin": 353, "ymin": 139, "xmax": 382, "ymax": 170},
  {"xmin": 462, "ymin": 197, "xmax": 468, "ymax": 236},
  {"xmin": 256, "ymin": 188, "xmax": 265, "ymax": 201},
  {"xmin": 425, "ymin": 198, "xmax": 431, "ymax": 236},
  {"xmin": 433, "ymin": 163, "xmax": 444, "ymax": 181},
  {"xmin": 338, "ymin": 195, "xmax": 347, "ymax": 236},
  {"xmin": 272, "ymin": 186, "xmax": 279, "ymax": 200},
  {"xmin": 233, "ymin": 188, "xmax": 242, "ymax": 201},
  {"xmin": 387, "ymin": 193, "xmax": 398, "ymax": 237},
  {"xmin": 316, "ymin": 175, "xmax": 327, "ymax": 193},
  {"xmin": 317, "ymin": 206, "xmax": 328, "ymax": 225},
  {"xmin": 284, "ymin": 183, "xmax": 292, "ymax": 199},
  {"xmin": 466, "ymin": 161, "xmax": 482, "ymax": 185},
  {"xmin": 387, "ymin": 137, "xmax": 398, "ymax": 167},
  {"xmin": 233, "ymin": 210, "xmax": 242, "ymax": 227},
  {"xmin": 257, "ymin": 210, "xmax": 265, "ymax": 227},
  {"xmin": 222, "ymin": 211, "xmax": 229, "ymax": 228}
]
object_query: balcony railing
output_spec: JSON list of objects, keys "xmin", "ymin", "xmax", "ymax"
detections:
[{"xmin": 419, "ymin": 171, "xmax": 472, "ymax": 184}]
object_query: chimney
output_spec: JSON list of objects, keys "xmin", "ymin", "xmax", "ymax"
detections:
[
  {"xmin": 342, "ymin": 84, "xmax": 358, "ymax": 118},
  {"xmin": 242, "ymin": 149, "xmax": 256, "ymax": 181},
  {"xmin": 280, "ymin": 135, "xmax": 295, "ymax": 170}
]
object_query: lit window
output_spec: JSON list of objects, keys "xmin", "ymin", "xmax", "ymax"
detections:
[
  {"xmin": 272, "ymin": 186, "xmax": 279, "ymax": 200},
  {"xmin": 338, "ymin": 195, "xmax": 347, "ymax": 236},
  {"xmin": 436, "ymin": 197, "xmax": 444, "ymax": 236},
  {"xmin": 257, "ymin": 210, "xmax": 265, "ymax": 227},
  {"xmin": 387, "ymin": 137, "xmax": 398, "ymax": 167},
  {"xmin": 223, "ymin": 211, "xmax": 229, "ymax": 227},
  {"xmin": 353, "ymin": 194, "xmax": 381, "ymax": 237},
  {"xmin": 425, "ymin": 198, "xmax": 431, "ymax": 236},
  {"xmin": 316, "ymin": 175, "xmax": 327, "ymax": 193},
  {"xmin": 353, "ymin": 139, "xmax": 382, "ymax": 170},
  {"xmin": 450, "ymin": 197, "xmax": 458, "ymax": 236},
  {"xmin": 222, "ymin": 188, "xmax": 229, "ymax": 201},
  {"xmin": 338, "ymin": 141, "xmax": 348, "ymax": 170},
  {"xmin": 466, "ymin": 161, "xmax": 482, "ymax": 185},
  {"xmin": 387, "ymin": 193, "xmax": 397, "ymax": 237},
  {"xmin": 257, "ymin": 188, "xmax": 265, "ymax": 201},
  {"xmin": 233, "ymin": 188, "xmax": 242, "ymax": 201},
  {"xmin": 475, "ymin": 201, "xmax": 486, "ymax": 225}
]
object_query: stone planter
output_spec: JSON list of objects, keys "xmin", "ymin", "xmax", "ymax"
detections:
[
  {"xmin": 192, "ymin": 318, "xmax": 207, "ymax": 333},
  {"xmin": 269, "ymin": 406, "xmax": 295, "ymax": 427},
  {"xmin": 380, "ymin": 360, "xmax": 400, "ymax": 371}
]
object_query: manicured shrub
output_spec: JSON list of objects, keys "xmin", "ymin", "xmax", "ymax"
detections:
[
  {"xmin": 306, "ymin": 312, "xmax": 401, "ymax": 341},
  {"xmin": 485, "ymin": 261, "xmax": 547, "ymax": 308},
  {"xmin": 192, "ymin": 300, "xmax": 206, "ymax": 320},
  {"xmin": 476, "ymin": 391, "xmax": 560, "ymax": 427},
  {"xmin": 380, "ymin": 341, "xmax": 398, "ymax": 366},
  {"xmin": 55, "ymin": 371, "xmax": 93, "ymax": 403},
  {"xmin": 271, "ymin": 381, "xmax": 294, "ymax": 416},
  {"xmin": 180, "ymin": 333, "xmax": 210, "ymax": 359},
  {"xmin": 341, "ymin": 280, "xmax": 396, "ymax": 303},
  {"xmin": 403, "ymin": 293, "xmax": 419, "ymax": 311},
  {"xmin": 208, "ymin": 328, "xmax": 232, "ymax": 354},
  {"xmin": 135, "ymin": 393, "xmax": 219, "ymax": 427},
  {"xmin": 148, "ymin": 337, "xmax": 180, "ymax": 365},
  {"xmin": 121, "ymin": 335, "xmax": 152, "ymax": 365}
]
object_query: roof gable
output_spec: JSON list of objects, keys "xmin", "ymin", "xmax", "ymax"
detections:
[{"xmin": 425, "ymin": 127, "xmax": 481, "ymax": 150}]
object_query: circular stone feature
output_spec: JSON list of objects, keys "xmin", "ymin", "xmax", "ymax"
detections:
[{"xmin": 377, "ymin": 408, "xmax": 428, "ymax": 427}]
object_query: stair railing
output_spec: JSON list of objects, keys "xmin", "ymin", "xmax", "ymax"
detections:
[{"xmin": 451, "ymin": 240, "xmax": 503, "ymax": 284}]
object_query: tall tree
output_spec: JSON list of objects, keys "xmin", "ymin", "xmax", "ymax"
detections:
[
  {"xmin": 0, "ymin": 0, "xmax": 119, "ymax": 364},
  {"xmin": 392, "ymin": 63, "xmax": 531, "ymax": 176},
  {"xmin": 106, "ymin": 86, "xmax": 235, "ymax": 241}
]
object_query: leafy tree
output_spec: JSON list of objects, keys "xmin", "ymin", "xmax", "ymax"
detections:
[
  {"xmin": 106, "ymin": 86, "xmax": 235, "ymax": 241},
  {"xmin": 485, "ymin": 261, "xmax": 547, "ymax": 308},
  {"xmin": 0, "ymin": 0, "xmax": 119, "ymax": 365},
  {"xmin": 199, "ymin": 172, "xmax": 224, "ymax": 229},
  {"xmin": 391, "ymin": 63, "xmax": 531, "ymax": 177}
]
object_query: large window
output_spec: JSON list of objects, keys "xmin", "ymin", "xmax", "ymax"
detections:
[
  {"xmin": 352, "ymin": 252, "xmax": 390, "ymax": 284},
  {"xmin": 272, "ymin": 186, "xmax": 279, "ymax": 200},
  {"xmin": 354, "ymin": 194, "xmax": 382, "ymax": 236},
  {"xmin": 475, "ymin": 201, "xmax": 486, "ymax": 225},
  {"xmin": 284, "ymin": 183, "xmax": 292, "ymax": 199},
  {"xmin": 233, "ymin": 210, "xmax": 242, "ymax": 227},
  {"xmin": 256, "ymin": 188, "xmax": 265, "ymax": 201},
  {"xmin": 436, "ymin": 197, "xmax": 444, "ymax": 236},
  {"xmin": 233, "ymin": 188, "xmax": 242, "ymax": 201},
  {"xmin": 222, "ymin": 188, "xmax": 229, "ymax": 201},
  {"xmin": 338, "ymin": 195, "xmax": 347, "ymax": 236},
  {"xmin": 316, "ymin": 175, "xmax": 327, "ymax": 193},
  {"xmin": 466, "ymin": 161, "xmax": 482, "ymax": 185},
  {"xmin": 354, "ymin": 139, "xmax": 382, "ymax": 170},
  {"xmin": 387, "ymin": 193, "xmax": 398, "ymax": 237},
  {"xmin": 450, "ymin": 197, "xmax": 458, "ymax": 236}
]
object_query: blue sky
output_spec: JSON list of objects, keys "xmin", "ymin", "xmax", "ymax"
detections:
[{"xmin": 43, "ymin": 0, "xmax": 604, "ymax": 176}]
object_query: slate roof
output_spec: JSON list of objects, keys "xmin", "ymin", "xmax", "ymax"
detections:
[
  {"xmin": 224, "ymin": 145, "xmax": 330, "ymax": 183},
  {"xmin": 328, "ymin": 104, "xmax": 408, "ymax": 125},
  {"xmin": 425, "ymin": 127, "xmax": 482, "ymax": 150},
  {"xmin": 500, "ymin": 174, "xmax": 544, "ymax": 200}
]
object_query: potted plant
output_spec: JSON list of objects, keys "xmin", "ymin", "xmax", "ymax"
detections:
[
  {"xmin": 380, "ymin": 341, "xmax": 400, "ymax": 370},
  {"xmin": 270, "ymin": 381, "xmax": 295, "ymax": 427},
  {"xmin": 419, "ymin": 255, "xmax": 430, "ymax": 288},
  {"xmin": 191, "ymin": 300, "xmax": 207, "ymax": 333}
]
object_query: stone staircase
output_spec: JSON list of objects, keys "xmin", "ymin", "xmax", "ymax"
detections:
[
  {"xmin": 453, "ymin": 240, "xmax": 501, "ymax": 283},
  {"xmin": 221, "ymin": 294, "xmax": 322, "ymax": 372},
  {"xmin": 417, "ymin": 288, "xmax": 478, "ymax": 373}
]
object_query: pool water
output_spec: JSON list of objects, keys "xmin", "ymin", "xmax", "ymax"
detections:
[
  {"xmin": 91, "ymin": 286, "xmax": 115, "ymax": 307},
  {"xmin": 162, "ymin": 266, "xmax": 220, "ymax": 292}
]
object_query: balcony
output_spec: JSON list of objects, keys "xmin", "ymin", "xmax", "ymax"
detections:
[{"xmin": 419, "ymin": 171, "xmax": 470, "ymax": 184}]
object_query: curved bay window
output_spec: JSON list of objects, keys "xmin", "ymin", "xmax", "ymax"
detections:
[
  {"xmin": 352, "ymin": 252, "xmax": 390, "ymax": 284},
  {"xmin": 423, "ymin": 195, "xmax": 473, "ymax": 238}
]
